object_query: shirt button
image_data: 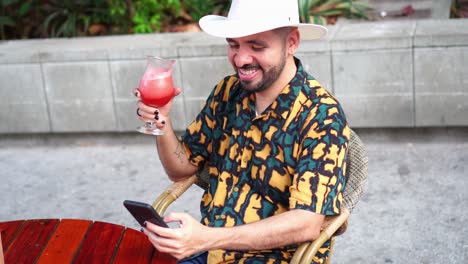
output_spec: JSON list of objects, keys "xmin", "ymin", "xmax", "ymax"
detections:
[
  {"xmin": 233, "ymin": 187, "xmax": 240, "ymax": 192},
  {"xmin": 221, "ymin": 215, "xmax": 226, "ymax": 219},
  {"xmin": 215, "ymin": 215, "xmax": 220, "ymax": 220}
]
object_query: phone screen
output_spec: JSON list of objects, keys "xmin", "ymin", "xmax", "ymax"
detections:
[{"xmin": 123, "ymin": 200, "xmax": 169, "ymax": 228}]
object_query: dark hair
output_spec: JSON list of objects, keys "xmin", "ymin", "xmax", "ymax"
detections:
[{"xmin": 273, "ymin": 27, "xmax": 298, "ymax": 39}]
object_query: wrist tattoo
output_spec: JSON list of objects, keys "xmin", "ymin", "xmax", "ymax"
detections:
[{"xmin": 174, "ymin": 142, "xmax": 186, "ymax": 164}]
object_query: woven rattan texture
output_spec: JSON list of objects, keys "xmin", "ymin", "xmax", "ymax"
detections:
[{"xmin": 342, "ymin": 129, "xmax": 368, "ymax": 212}]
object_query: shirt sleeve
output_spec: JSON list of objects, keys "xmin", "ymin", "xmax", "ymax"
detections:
[
  {"xmin": 289, "ymin": 101, "xmax": 350, "ymax": 216},
  {"xmin": 181, "ymin": 76, "xmax": 237, "ymax": 168},
  {"xmin": 181, "ymin": 90, "xmax": 216, "ymax": 168}
]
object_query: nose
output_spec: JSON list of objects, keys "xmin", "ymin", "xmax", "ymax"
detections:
[{"xmin": 233, "ymin": 47, "xmax": 254, "ymax": 68}]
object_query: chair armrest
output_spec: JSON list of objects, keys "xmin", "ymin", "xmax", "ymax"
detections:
[
  {"xmin": 290, "ymin": 208, "xmax": 350, "ymax": 264},
  {"xmin": 151, "ymin": 175, "xmax": 199, "ymax": 215}
]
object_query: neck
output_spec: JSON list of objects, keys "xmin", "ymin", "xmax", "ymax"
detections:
[{"xmin": 255, "ymin": 56, "xmax": 296, "ymax": 113}]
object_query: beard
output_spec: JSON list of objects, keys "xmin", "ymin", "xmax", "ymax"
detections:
[{"xmin": 237, "ymin": 52, "xmax": 287, "ymax": 93}]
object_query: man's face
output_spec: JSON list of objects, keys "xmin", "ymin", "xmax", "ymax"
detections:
[{"xmin": 226, "ymin": 29, "xmax": 289, "ymax": 93}]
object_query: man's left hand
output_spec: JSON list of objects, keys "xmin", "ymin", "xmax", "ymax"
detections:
[{"xmin": 142, "ymin": 212, "xmax": 211, "ymax": 260}]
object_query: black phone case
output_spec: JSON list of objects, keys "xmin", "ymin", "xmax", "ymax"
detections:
[{"xmin": 123, "ymin": 200, "xmax": 169, "ymax": 228}]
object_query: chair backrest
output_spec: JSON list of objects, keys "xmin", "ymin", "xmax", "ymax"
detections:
[
  {"xmin": 342, "ymin": 129, "xmax": 368, "ymax": 213},
  {"xmin": 327, "ymin": 128, "xmax": 368, "ymax": 237}
]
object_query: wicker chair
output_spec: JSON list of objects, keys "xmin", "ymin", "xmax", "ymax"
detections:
[{"xmin": 152, "ymin": 129, "xmax": 368, "ymax": 264}]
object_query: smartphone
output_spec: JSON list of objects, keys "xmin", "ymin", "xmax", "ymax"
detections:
[{"xmin": 123, "ymin": 200, "xmax": 169, "ymax": 228}]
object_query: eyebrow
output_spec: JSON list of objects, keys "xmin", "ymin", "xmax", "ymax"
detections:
[{"xmin": 226, "ymin": 38, "xmax": 269, "ymax": 46}]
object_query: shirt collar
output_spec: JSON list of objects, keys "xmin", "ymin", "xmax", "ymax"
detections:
[
  {"xmin": 236, "ymin": 57, "xmax": 310, "ymax": 120},
  {"xmin": 263, "ymin": 57, "xmax": 309, "ymax": 120}
]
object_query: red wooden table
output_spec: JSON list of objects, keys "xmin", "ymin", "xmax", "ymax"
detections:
[{"xmin": 0, "ymin": 219, "xmax": 177, "ymax": 264}]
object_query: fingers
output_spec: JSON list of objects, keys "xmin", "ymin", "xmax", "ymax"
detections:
[
  {"xmin": 141, "ymin": 213, "xmax": 206, "ymax": 261},
  {"xmin": 133, "ymin": 89, "xmax": 159, "ymax": 121},
  {"xmin": 134, "ymin": 89, "xmax": 172, "ymax": 129},
  {"xmin": 136, "ymin": 102, "xmax": 166, "ymax": 127},
  {"xmin": 164, "ymin": 212, "xmax": 190, "ymax": 226},
  {"xmin": 145, "ymin": 221, "xmax": 178, "ymax": 239},
  {"xmin": 136, "ymin": 102, "xmax": 156, "ymax": 118},
  {"xmin": 142, "ymin": 226, "xmax": 190, "ymax": 260}
]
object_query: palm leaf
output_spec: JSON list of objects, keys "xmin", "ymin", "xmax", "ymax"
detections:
[
  {"xmin": 310, "ymin": 15, "xmax": 327, "ymax": 25},
  {"xmin": 42, "ymin": 11, "xmax": 61, "ymax": 33},
  {"xmin": 299, "ymin": 0, "xmax": 311, "ymax": 22},
  {"xmin": 1, "ymin": 0, "xmax": 19, "ymax": 7},
  {"xmin": 309, "ymin": 0, "xmax": 371, "ymax": 20},
  {"xmin": 0, "ymin": 16, "xmax": 15, "ymax": 26},
  {"xmin": 314, "ymin": 9, "xmax": 346, "ymax": 16},
  {"xmin": 314, "ymin": 2, "xmax": 350, "ymax": 13}
]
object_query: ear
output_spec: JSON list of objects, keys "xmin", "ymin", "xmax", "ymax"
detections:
[{"xmin": 287, "ymin": 28, "xmax": 300, "ymax": 55}]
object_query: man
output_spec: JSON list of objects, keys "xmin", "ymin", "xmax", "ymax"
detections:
[{"xmin": 136, "ymin": 0, "xmax": 350, "ymax": 263}]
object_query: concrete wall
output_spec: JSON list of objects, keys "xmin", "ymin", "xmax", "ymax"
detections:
[{"xmin": 0, "ymin": 19, "xmax": 467, "ymax": 134}]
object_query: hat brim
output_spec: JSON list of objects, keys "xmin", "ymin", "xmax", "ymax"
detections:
[{"xmin": 199, "ymin": 15, "xmax": 327, "ymax": 40}]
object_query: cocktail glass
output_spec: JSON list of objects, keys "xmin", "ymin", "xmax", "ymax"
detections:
[{"xmin": 136, "ymin": 56, "xmax": 176, "ymax": 135}]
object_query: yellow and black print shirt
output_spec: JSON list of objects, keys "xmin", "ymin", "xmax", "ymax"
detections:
[{"xmin": 182, "ymin": 58, "xmax": 350, "ymax": 264}]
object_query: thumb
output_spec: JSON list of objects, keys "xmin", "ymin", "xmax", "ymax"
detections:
[
  {"xmin": 173, "ymin": 87, "xmax": 182, "ymax": 97},
  {"xmin": 164, "ymin": 212, "xmax": 191, "ymax": 226}
]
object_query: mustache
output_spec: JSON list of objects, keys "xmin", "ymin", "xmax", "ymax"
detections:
[{"xmin": 238, "ymin": 64, "xmax": 260, "ymax": 70}]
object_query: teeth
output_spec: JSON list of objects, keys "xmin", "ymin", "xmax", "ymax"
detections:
[{"xmin": 239, "ymin": 68, "xmax": 256, "ymax": 75}]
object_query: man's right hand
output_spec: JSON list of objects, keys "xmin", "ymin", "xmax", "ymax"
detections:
[
  {"xmin": 134, "ymin": 88, "xmax": 198, "ymax": 181},
  {"xmin": 134, "ymin": 88, "xmax": 182, "ymax": 129}
]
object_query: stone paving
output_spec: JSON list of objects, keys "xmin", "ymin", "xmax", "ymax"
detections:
[{"xmin": 1, "ymin": 128, "xmax": 467, "ymax": 263}]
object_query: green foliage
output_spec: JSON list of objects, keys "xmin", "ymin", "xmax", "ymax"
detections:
[
  {"xmin": 451, "ymin": 0, "xmax": 468, "ymax": 18},
  {"xmin": 0, "ymin": 0, "xmax": 33, "ymax": 40},
  {"xmin": 0, "ymin": 1, "xmax": 16, "ymax": 27},
  {"xmin": 40, "ymin": 0, "xmax": 108, "ymax": 38},
  {"xmin": 106, "ymin": 0, "xmax": 132, "ymax": 34},
  {"xmin": 299, "ymin": 0, "xmax": 372, "ymax": 25},
  {"xmin": 0, "ymin": 0, "xmax": 231, "ymax": 40},
  {"xmin": 132, "ymin": 0, "xmax": 181, "ymax": 33},
  {"xmin": 183, "ymin": 0, "xmax": 228, "ymax": 21},
  {"xmin": 3, "ymin": 0, "xmax": 373, "ymax": 40}
]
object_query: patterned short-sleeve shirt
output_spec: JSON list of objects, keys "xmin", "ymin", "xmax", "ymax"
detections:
[{"xmin": 182, "ymin": 58, "xmax": 349, "ymax": 264}]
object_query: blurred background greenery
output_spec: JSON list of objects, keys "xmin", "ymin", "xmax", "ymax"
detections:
[
  {"xmin": 0, "ymin": 0, "xmax": 466, "ymax": 40},
  {"xmin": 0, "ymin": 0, "xmax": 373, "ymax": 40},
  {"xmin": 451, "ymin": 0, "xmax": 468, "ymax": 18}
]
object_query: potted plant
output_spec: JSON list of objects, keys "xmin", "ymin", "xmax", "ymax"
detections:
[
  {"xmin": 451, "ymin": 0, "xmax": 468, "ymax": 18},
  {"xmin": 298, "ymin": 0, "xmax": 372, "ymax": 25}
]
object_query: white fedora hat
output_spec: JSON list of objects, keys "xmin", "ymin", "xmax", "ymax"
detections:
[{"xmin": 199, "ymin": 0, "xmax": 327, "ymax": 39}]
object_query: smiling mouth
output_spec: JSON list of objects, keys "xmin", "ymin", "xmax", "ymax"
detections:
[{"xmin": 238, "ymin": 66, "xmax": 259, "ymax": 80}]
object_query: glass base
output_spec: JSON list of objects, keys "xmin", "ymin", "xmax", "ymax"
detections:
[{"xmin": 136, "ymin": 126, "xmax": 164, "ymax": 135}]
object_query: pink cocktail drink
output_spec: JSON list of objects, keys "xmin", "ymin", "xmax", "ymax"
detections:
[
  {"xmin": 138, "ymin": 68, "xmax": 175, "ymax": 107},
  {"xmin": 136, "ymin": 56, "xmax": 176, "ymax": 135}
]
